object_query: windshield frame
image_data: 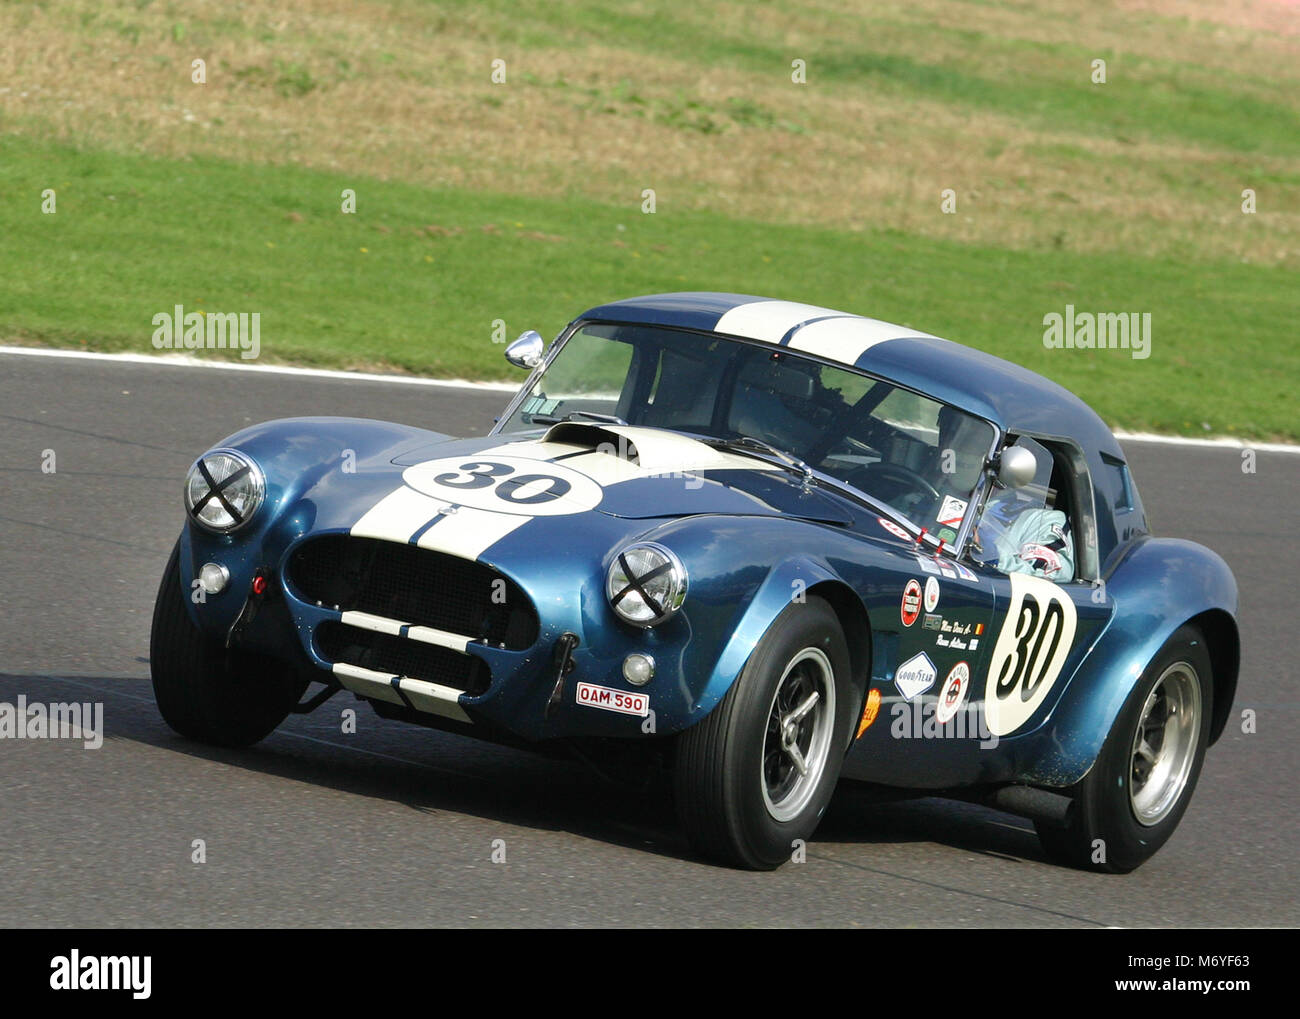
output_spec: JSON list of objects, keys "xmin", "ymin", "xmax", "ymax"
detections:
[{"xmin": 490, "ymin": 318, "xmax": 1004, "ymax": 557}]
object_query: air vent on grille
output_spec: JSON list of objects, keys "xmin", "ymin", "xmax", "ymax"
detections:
[
  {"xmin": 317, "ymin": 622, "xmax": 491, "ymax": 696},
  {"xmin": 287, "ymin": 535, "xmax": 539, "ymax": 649}
]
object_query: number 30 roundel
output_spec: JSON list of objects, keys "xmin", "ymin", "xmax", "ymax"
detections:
[
  {"xmin": 983, "ymin": 573, "xmax": 1078, "ymax": 737},
  {"xmin": 402, "ymin": 456, "xmax": 604, "ymax": 516}
]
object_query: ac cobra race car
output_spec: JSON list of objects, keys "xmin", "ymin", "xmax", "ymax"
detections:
[{"xmin": 152, "ymin": 293, "xmax": 1239, "ymax": 871}]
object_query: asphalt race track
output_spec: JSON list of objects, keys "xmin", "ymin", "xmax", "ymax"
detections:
[{"xmin": 1, "ymin": 350, "xmax": 1295, "ymax": 928}]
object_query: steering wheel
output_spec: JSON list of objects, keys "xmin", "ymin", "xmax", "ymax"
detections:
[{"xmin": 847, "ymin": 462, "xmax": 942, "ymax": 513}]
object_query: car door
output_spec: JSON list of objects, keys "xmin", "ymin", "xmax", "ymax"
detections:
[
  {"xmin": 965, "ymin": 435, "xmax": 1113, "ymax": 741},
  {"xmin": 892, "ymin": 549, "xmax": 999, "ymax": 736},
  {"xmin": 971, "ymin": 565, "xmax": 1112, "ymax": 741}
]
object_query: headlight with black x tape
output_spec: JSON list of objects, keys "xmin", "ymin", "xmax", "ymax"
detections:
[
  {"xmin": 184, "ymin": 448, "xmax": 265, "ymax": 533},
  {"xmin": 606, "ymin": 542, "xmax": 687, "ymax": 627}
]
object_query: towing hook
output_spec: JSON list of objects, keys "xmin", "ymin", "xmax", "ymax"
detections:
[{"xmin": 545, "ymin": 632, "xmax": 581, "ymax": 718}]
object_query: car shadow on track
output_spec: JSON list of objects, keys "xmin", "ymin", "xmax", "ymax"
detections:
[
  {"xmin": 3, "ymin": 672, "xmax": 1058, "ymax": 871},
  {"xmin": 819, "ymin": 784, "xmax": 1051, "ymax": 866}
]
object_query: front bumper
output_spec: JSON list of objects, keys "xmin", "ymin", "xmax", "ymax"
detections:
[{"xmin": 178, "ymin": 523, "xmax": 705, "ymax": 743}]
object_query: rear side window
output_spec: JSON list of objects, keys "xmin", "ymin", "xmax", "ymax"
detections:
[{"xmin": 1100, "ymin": 454, "xmax": 1134, "ymax": 512}]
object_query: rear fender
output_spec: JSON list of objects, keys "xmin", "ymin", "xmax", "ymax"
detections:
[{"xmin": 1018, "ymin": 536, "xmax": 1239, "ymax": 787}]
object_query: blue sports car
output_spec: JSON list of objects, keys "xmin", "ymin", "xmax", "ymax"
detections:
[{"xmin": 152, "ymin": 292, "xmax": 1239, "ymax": 871}]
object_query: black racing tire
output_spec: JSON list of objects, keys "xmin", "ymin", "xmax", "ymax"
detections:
[
  {"xmin": 673, "ymin": 596, "xmax": 854, "ymax": 870},
  {"xmin": 150, "ymin": 540, "xmax": 306, "ymax": 747},
  {"xmin": 1036, "ymin": 624, "xmax": 1213, "ymax": 873}
]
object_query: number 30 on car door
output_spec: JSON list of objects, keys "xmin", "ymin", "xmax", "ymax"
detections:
[{"xmin": 983, "ymin": 573, "xmax": 1079, "ymax": 737}]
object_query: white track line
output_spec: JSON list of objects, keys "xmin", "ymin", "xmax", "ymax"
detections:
[
  {"xmin": 1114, "ymin": 431, "xmax": 1300, "ymax": 454},
  {"xmin": 0, "ymin": 344, "xmax": 518, "ymax": 392},
  {"xmin": 3, "ymin": 344, "xmax": 1296, "ymax": 452}
]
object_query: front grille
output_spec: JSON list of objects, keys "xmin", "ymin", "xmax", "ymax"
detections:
[
  {"xmin": 287, "ymin": 535, "xmax": 538, "ymax": 650},
  {"xmin": 317, "ymin": 622, "xmax": 491, "ymax": 696}
]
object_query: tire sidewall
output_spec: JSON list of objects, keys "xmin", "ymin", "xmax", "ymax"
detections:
[
  {"xmin": 1076, "ymin": 625, "xmax": 1213, "ymax": 871},
  {"xmin": 721, "ymin": 598, "xmax": 854, "ymax": 867}
]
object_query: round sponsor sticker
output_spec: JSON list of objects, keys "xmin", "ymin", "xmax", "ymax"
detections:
[
  {"xmin": 924, "ymin": 576, "xmax": 940, "ymax": 612},
  {"xmin": 877, "ymin": 517, "xmax": 910, "ymax": 541},
  {"xmin": 900, "ymin": 579, "xmax": 922, "ymax": 627},
  {"xmin": 936, "ymin": 662, "xmax": 970, "ymax": 725}
]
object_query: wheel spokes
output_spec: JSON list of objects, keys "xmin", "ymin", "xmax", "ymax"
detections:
[
  {"xmin": 786, "ymin": 742, "xmax": 808, "ymax": 776},
  {"xmin": 784, "ymin": 690, "xmax": 820, "ymax": 727},
  {"xmin": 1128, "ymin": 663, "xmax": 1202, "ymax": 827}
]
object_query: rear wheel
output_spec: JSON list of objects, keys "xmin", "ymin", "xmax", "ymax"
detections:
[
  {"xmin": 150, "ymin": 541, "xmax": 306, "ymax": 747},
  {"xmin": 1036, "ymin": 624, "xmax": 1212, "ymax": 872},
  {"xmin": 674, "ymin": 597, "xmax": 854, "ymax": 869}
]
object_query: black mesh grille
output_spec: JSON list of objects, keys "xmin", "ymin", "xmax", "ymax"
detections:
[
  {"xmin": 286, "ymin": 535, "xmax": 538, "ymax": 649},
  {"xmin": 316, "ymin": 622, "xmax": 491, "ymax": 696}
]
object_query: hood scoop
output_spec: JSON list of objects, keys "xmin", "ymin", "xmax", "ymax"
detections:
[{"xmin": 542, "ymin": 422, "xmax": 640, "ymax": 465}]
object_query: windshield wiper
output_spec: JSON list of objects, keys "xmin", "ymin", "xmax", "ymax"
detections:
[
  {"xmin": 702, "ymin": 435, "xmax": 948, "ymax": 552},
  {"xmin": 528, "ymin": 410, "xmax": 630, "ymax": 426},
  {"xmin": 700, "ymin": 435, "xmax": 815, "ymax": 489}
]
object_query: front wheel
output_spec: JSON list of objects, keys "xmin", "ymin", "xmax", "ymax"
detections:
[
  {"xmin": 673, "ymin": 597, "xmax": 854, "ymax": 869},
  {"xmin": 1036, "ymin": 624, "xmax": 1212, "ymax": 873},
  {"xmin": 150, "ymin": 541, "xmax": 306, "ymax": 747}
]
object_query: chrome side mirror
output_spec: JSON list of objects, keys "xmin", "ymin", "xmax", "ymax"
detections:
[
  {"xmin": 504, "ymin": 330, "xmax": 544, "ymax": 369},
  {"xmin": 997, "ymin": 444, "xmax": 1038, "ymax": 489}
]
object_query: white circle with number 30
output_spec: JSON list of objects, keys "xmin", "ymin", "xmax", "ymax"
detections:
[
  {"xmin": 984, "ymin": 573, "xmax": 1079, "ymax": 736},
  {"xmin": 402, "ymin": 455, "xmax": 604, "ymax": 516}
]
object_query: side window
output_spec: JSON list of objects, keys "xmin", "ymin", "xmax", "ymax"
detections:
[
  {"xmin": 974, "ymin": 437, "xmax": 1077, "ymax": 583},
  {"xmin": 1099, "ymin": 453, "xmax": 1135, "ymax": 513}
]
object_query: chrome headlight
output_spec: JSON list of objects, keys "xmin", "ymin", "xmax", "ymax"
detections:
[
  {"xmin": 606, "ymin": 542, "xmax": 687, "ymax": 627},
  {"xmin": 184, "ymin": 448, "xmax": 265, "ymax": 533}
]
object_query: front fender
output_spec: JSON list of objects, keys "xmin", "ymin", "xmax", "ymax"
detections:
[
  {"xmin": 178, "ymin": 416, "xmax": 453, "ymax": 633},
  {"xmin": 694, "ymin": 555, "xmax": 844, "ymax": 721},
  {"xmin": 635, "ymin": 513, "xmax": 861, "ymax": 732},
  {"xmin": 1019, "ymin": 536, "xmax": 1239, "ymax": 787}
]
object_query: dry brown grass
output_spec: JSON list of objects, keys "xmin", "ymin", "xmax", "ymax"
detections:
[{"xmin": 2, "ymin": 0, "xmax": 1296, "ymax": 265}]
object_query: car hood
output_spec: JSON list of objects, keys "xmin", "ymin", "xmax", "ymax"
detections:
[{"xmin": 390, "ymin": 423, "xmax": 854, "ymax": 525}]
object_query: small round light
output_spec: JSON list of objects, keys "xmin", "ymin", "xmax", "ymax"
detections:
[
  {"xmin": 184, "ymin": 448, "xmax": 265, "ymax": 533},
  {"xmin": 251, "ymin": 575, "xmax": 267, "ymax": 596},
  {"xmin": 198, "ymin": 562, "xmax": 230, "ymax": 595},
  {"xmin": 606, "ymin": 542, "xmax": 687, "ymax": 627},
  {"xmin": 623, "ymin": 653, "xmax": 655, "ymax": 686}
]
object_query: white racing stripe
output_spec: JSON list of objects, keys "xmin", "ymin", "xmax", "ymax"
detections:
[
  {"xmin": 603, "ymin": 426, "xmax": 783, "ymax": 476},
  {"xmin": 353, "ymin": 426, "xmax": 786, "ymax": 559},
  {"xmin": 415, "ymin": 507, "xmax": 531, "ymax": 558},
  {"xmin": 714, "ymin": 300, "xmax": 851, "ymax": 342},
  {"xmin": 786, "ymin": 316, "xmax": 933, "ymax": 363},
  {"xmin": 351, "ymin": 486, "xmax": 450, "ymax": 543}
]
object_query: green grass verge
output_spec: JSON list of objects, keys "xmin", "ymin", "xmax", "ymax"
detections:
[{"xmin": 1, "ymin": 135, "xmax": 1294, "ymax": 441}]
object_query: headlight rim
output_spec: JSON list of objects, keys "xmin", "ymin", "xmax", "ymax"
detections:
[
  {"xmin": 184, "ymin": 447, "xmax": 266, "ymax": 534},
  {"xmin": 606, "ymin": 540, "xmax": 688, "ymax": 628}
]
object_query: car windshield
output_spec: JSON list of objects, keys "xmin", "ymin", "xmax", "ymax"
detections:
[{"xmin": 498, "ymin": 323, "xmax": 996, "ymax": 534}]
